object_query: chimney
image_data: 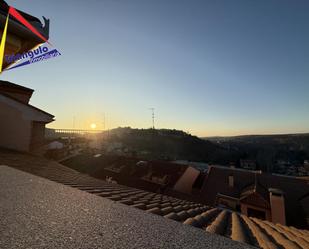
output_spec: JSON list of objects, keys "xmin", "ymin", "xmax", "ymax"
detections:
[
  {"xmin": 269, "ymin": 188, "xmax": 286, "ymax": 225},
  {"xmin": 228, "ymin": 174, "xmax": 234, "ymax": 188}
]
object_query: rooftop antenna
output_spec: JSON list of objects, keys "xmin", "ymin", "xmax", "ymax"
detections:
[{"xmin": 149, "ymin": 108, "xmax": 155, "ymax": 129}]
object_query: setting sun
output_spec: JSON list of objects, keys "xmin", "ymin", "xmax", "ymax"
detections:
[{"xmin": 90, "ymin": 123, "xmax": 97, "ymax": 129}]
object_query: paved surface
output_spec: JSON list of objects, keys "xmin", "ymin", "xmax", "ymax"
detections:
[{"xmin": 0, "ymin": 165, "xmax": 253, "ymax": 249}]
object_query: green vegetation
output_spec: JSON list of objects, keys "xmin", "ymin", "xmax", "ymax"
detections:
[
  {"xmin": 102, "ymin": 127, "xmax": 238, "ymax": 163},
  {"xmin": 205, "ymin": 133, "xmax": 309, "ymax": 172}
]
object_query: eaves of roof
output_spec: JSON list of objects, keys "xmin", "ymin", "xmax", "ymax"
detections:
[
  {"xmin": 0, "ymin": 80, "xmax": 34, "ymax": 93},
  {"xmin": 0, "ymin": 92, "xmax": 54, "ymax": 119}
]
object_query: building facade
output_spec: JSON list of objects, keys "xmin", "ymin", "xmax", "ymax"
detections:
[{"xmin": 0, "ymin": 80, "xmax": 54, "ymax": 151}]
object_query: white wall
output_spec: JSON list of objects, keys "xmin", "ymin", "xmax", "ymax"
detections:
[
  {"xmin": 0, "ymin": 98, "xmax": 32, "ymax": 151},
  {"xmin": 0, "ymin": 94, "xmax": 53, "ymax": 151}
]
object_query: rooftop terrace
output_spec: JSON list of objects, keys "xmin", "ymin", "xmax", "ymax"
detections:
[
  {"xmin": 0, "ymin": 149, "xmax": 308, "ymax": 249},
  {"xmin": 0, "ymin": 165, "xmax": 251, "ymax": 249}
]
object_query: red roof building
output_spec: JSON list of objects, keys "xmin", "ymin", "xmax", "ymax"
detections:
[{"xmin": 199, "ymin": 166, "xmax": 309, "ymax": 229}]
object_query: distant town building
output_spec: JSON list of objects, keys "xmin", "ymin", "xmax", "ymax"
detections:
[
  {"xmin": 201, "ymin": 166, "xmax": 309, "ymax": 228},
  {"xmin": 300, "ymin": 194, "xmax": 309, "ymax": 226},
  {"xmin": 0, "ymin": 81, "xmax": 54, "ymax": 151},
  {"xmin": 60, "ymin": 153, "xmax": 309, "ymax": 229},
  {"xmin": 240, "ymin": 159, "xmax": 256, "ymax": 170},
  {"xmin": 304, "ymin": 160, "xmax": 309, "ymax": 171}
]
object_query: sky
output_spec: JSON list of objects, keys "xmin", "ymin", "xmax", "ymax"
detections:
[{"xmin": 1, "ymin": 0, "xmax": 308, "ymax": 136}]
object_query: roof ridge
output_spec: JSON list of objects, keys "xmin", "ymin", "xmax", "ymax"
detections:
[
  {"xmin": 0, "ymin": 80, "xmax": 34, "ymax": 92},
  {"xmin": 0, "ymin": 92, "xmax": 54, "ymax": 118}
]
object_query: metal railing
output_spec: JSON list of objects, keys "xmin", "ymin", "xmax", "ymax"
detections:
[{"xmin": 46, "ymin": 128, "xmax": 103, "ymax": 137}]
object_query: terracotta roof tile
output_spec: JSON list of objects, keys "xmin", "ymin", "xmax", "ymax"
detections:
[{"xmin": 1, "ymin": 150, "xmax": 309, "ymax": 249}]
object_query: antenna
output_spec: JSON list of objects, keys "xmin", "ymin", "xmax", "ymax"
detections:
[{"xmin": 149, "ymin": 108, "xmax": 155, "ymax": 129}]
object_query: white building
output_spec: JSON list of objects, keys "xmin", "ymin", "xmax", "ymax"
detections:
[{"xmin": 0, "ymin": 80, "xmax": 54, "ymax": 151}]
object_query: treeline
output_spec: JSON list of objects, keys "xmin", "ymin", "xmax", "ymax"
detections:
[
  {"xmin": 206, "ymin": 133, "xmax": 309, "ymax": 171},
  {"xmin": 103, "ymin": 127, "xmax": 239, "ymax": 164}
]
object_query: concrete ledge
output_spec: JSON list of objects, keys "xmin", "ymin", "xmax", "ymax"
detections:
[{"xmin": 0, "ymin": 165, "xmax": 253, "ymax": 249}]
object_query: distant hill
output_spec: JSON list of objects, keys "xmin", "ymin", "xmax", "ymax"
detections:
[
  {"xmin": 102, "ymin": 127, "xmax": 238, "ymax": 163},
  {"xmin": 203, "ymin": 133, "xmax": 309, "ymax": 172},
  {"xmin": 204, "ymin": 133, "xmax": 309, "ymax": 142},
  {"xmin": 204, "ymin": 133, "xmax": 309, "ymax": 153}
]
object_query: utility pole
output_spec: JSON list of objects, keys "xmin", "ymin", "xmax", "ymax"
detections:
[{"xmin": 149, "ymin": 108, "xmax": 155, "ymax": 129}]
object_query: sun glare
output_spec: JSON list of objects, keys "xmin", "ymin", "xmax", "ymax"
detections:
[{"xmin": 90, "ymin": 123, "xmax": 97, "ymax": 129}]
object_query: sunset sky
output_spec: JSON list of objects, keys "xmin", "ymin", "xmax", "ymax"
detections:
[{"xmin": 1, "ymin": 0, "xmax": 308, "ymax": 136}]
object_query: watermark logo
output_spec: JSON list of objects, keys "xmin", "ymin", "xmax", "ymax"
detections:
[
  {"xmin": 0, "ymin": 5, "xmax": 61, "ymax": 73},
  {"xmin": 4, "ymin": 44, "xmax": 61, "ymax": 71}
]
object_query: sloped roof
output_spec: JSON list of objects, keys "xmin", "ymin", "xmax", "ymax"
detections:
[
  {"xmin": 0, "ymin": 0, "xmax": 50, "ymax": 70},
  {"xmin": 0, "ymin": 1, "xmax": 41, "ymax": 23},
  {"xmin": 1, "ymin": 149, "xmax": 308, "ymax": 249},
  {"xmin": 0, "ymin": 92, "xmax": 54, "ymax": 119},
  {"xmin": 201, "ymin": 166, "xmax": 309, "ymax": 228},
  {"xmin": 0, "ymin": 81, "xmax": 54, "ymax": 120},
  {"xmin": 0, "ymin": 0, "xmax": 48, "ymax": 37},
  {"xmin": 240, "ymin": 181, "xmax": 270, "ymax": 205},
  {"xmin": 62, "ymin": 155, "xmax": 189, "ymax": 193},
  {"xmin": 0, "ymin": 80, "xmax": 34, "ymax": 93}
]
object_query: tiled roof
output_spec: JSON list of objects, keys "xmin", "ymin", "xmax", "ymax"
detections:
[
  {"xmin": 0, "ymin": 1, "xmax": 41, "ymax": 23},
  {"xmin": 201, "ymin": 166, "xmax": 309, "ymax": 228},
  {"xmin": 1, "ymin": 150, "xmax": 309, "ymax": 249},
  {"xmin": 62, "ymin": 154, "xmax": 189, "ymax": 193}
]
